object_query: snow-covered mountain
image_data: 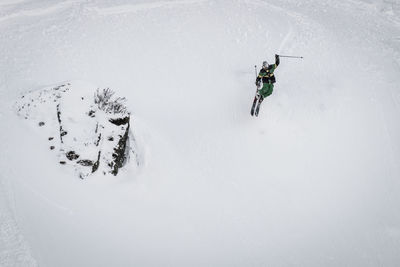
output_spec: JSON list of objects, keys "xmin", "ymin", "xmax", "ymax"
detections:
[{"xmin": 1, "ymin": 0, "xmax": 400, "ymax": 266}]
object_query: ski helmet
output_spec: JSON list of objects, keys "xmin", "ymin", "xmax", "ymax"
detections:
[{"xmin": 262, "ymin": 61, "xmax": 268, "ymax": 68}]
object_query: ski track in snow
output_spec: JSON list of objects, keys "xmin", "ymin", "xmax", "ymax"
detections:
[
  {"xmin": 0, "ymin": 1, "xmax": 78, "ymax": 23},
  {"xmin": 88, "ymin": 0, "xmax": 208, "ymax": 16},
  {"xmin": 14, "ymin": 178, "xmax": 74, "ymax": 215}
]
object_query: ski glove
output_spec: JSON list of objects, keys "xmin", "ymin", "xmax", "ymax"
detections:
[
  {"xmin": 275, "ymin": 54, "xmax": 280, "ymax": 66},
  {"xmin": 256, "ymin": 80, "xmax": 261, "ymax": 87}
]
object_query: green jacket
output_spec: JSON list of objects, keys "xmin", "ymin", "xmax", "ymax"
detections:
[{"xmin": 256, "ymin": 55, "xmax": 280, "ymax": 84}]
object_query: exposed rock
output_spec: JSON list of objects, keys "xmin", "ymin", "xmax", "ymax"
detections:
[
  {"xmin": 15, "ymin": 81, "xmax": 140, "ymax": 178},
  {"xmin": 66, "ymin": 151, "xmax": 80, "ymax": 161},
  {"xmin": 38, "ymin": 121, "xmax": 45, "ymax": 126},
  {"xmin": 88, "ymin": 110, "xmax": 95, "ymax": 117},
  {"xmin": 92, "ymin": 151, "xmax": 101, "ymax": 173},
  {"xmin": 109, "ymin": 116, "xmax": 129, "ymax": 126},
  {"xmin": 77, "ymin": 159, "xmax": 93, "ymax": 166},
  {"xmin": 95, "ymin": 133, "xmax": 101, "ymax": 146},
  {"xmin": 111, "ymin": 119, "xmax": 130, "ymax": 175}
]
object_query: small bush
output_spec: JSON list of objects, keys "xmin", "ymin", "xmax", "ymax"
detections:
[{"xmin": 94, "ymin": 88, "xmax": 128, "ymax": 115}]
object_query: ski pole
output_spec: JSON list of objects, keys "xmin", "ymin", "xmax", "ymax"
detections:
[
  {"xmin": 254, "ymin": 65, "xmax": 259, "ymax": 91},
  {"xmin": 254, "ymin": 65, "xmax": 260, "ymax": 94},
  {"xmin": 278, "ymin": 55, "xmax": 303, "ymax": 59}
]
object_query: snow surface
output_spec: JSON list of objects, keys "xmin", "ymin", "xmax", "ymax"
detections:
[{"xmin": 1, "ymin": 0, "xmax": 400, "ymax": 266}]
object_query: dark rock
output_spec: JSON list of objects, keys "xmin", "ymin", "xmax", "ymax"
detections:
[
  {"xmin": 107, "ymin": 136, "xmax": 114, "ymax": 141},
  {"xmin": 48, "ymin": 137, "xmax": 54, "ymax": 141},
  {"xmin": 39, "ymin": 122, "xmax": 45, "ymax": 126},
  {"xmin": 59, "ymin": 161, "xmax": 66, "ymax": 165},
  {"xmin": 110, "ymin": 117, "xmax": 130, "ymax": 175},
  {"xmin": 66, "ymin": 151, "xmax": 80, "ymax": 161},
  {"xmin": 88, "ymin": 110, "xmax": 95, "ymax": 117},
  {"xmin": 77, "ymin": 159, "xmax": 93, "ymax": 166},
  {"xmin": 50, "ymin": 146, "xmax": 55, "ymax": 150},
  {"xmin": 92, "ymin": 151, "xmax": 101, "ymax": 173},
  {"xmin": 56, "ymin": 104, "xmax": 65, "ymax": 143},
  {"xmin": 95, "ymin": 133, "xmax": 101, "ymax": 146},
  {"xmin": 56, "ymin": 104, "xmax": 61, "ymax": 123},
  {"xmin": 109, "ymin": 116, "xmax": 129, "ymax": 126}
]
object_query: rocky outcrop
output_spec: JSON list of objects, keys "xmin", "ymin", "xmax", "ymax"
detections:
[{"xmin": 15, "ymin": 81, "xmax": 139, "ymax": 178}]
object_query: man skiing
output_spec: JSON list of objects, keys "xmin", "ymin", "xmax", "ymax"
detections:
[{"xmin": 251, "ymin": 54, "xmax": 280, "ymax": 116}]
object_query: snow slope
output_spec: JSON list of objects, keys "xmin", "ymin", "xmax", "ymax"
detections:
[{"xmin": 1, "ymin": 0, "xmax": 400, "ymax": 266}]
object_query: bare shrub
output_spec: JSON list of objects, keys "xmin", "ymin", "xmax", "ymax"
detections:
[{"xmin": 94, "ymin": 88, "xmax": 128, "ymax": 115}]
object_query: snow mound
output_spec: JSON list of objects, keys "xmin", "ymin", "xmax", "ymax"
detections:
[{"xmin": 15, "ymin": 81, "xmax": 139, "ymax": 178}]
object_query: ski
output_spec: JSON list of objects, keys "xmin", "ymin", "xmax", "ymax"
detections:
[
  {"xmin": 251, "ymin": 65, "xmax": 260, "ymax": 116},
  {"xmin": 250, "ymin": 93, "xmax": 259, "ymax": 116},
  {"xmin": 254, "ymin": 96, "xmax": 263, "ymax": 117}
]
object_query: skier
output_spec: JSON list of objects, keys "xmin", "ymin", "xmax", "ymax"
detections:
[{"xmin": 252, "ymin": 54, "xmax": 280, "ymax": 116}]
